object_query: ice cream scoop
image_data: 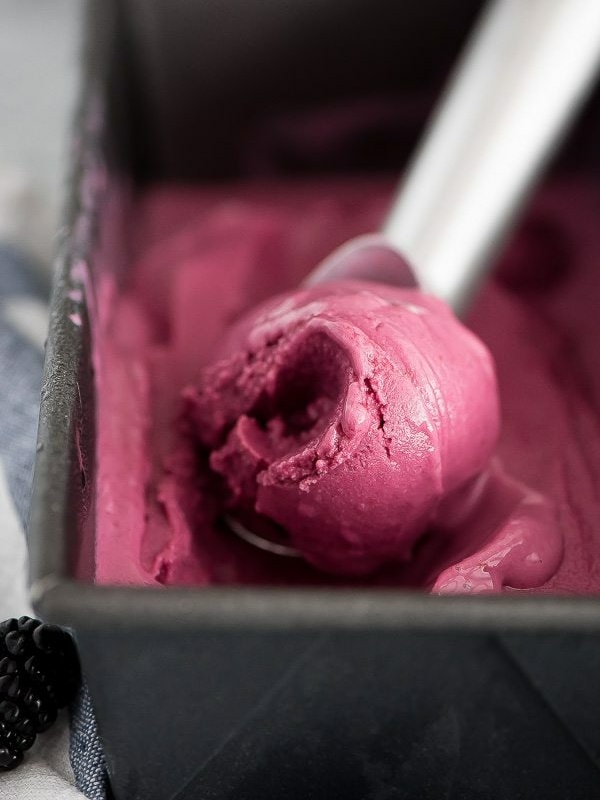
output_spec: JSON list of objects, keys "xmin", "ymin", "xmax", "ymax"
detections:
[
  {"xmin": 216, "ymin": 0, "xmax": 600, "ymax": 559},
  {"xmin": 186, "ymin": 0, "xmax": 599, "ymax": 578}
]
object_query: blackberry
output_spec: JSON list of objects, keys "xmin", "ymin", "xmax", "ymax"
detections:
[{"xmin": 0, "ymin": 616, "xmax": 80, "ymax": 771}]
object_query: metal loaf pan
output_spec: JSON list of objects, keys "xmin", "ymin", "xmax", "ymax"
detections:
[{"xmin": 29, "ymin": 1, "xmax": 600, "ymax": 798}]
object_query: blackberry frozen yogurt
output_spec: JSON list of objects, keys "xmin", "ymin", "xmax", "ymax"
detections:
[{"xmin": 93, "ymin": 177, "xmax": 598, "ymax": 593}]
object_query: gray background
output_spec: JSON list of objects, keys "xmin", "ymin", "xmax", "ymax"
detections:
[{"xmin": 0, "ymin": 0, "xmax": 80, "ymax": 270}]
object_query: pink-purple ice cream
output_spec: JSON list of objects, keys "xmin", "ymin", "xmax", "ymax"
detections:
[
  {"xmin": 187, "ymin": 280, "xmax": 500, "ymax": 575},
  {"xmin": 91, "ymin": 176, "xmax": 598, "ymax": 593}
]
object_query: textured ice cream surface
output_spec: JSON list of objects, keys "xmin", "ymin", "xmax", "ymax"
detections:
[
  {"xmin": 93, "ymin": 177, "xmax": 599, "ymax": 593},
  {"xmin": 187, "ymin": 280, "xmax": 500, "ymax": 575}
]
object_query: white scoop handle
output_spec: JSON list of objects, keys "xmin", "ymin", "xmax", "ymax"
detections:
[
  {"xmin": 383, "ymin": 0, "xmax": 600, "ymax": 314},
  {"xmin": 308, "ymin": 0, "xmax": 600, "ymax": 313}
]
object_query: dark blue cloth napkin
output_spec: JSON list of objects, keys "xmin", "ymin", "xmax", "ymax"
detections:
[{"xmin": 0, "ymin": 244, "xmax": 108, "ymax": 799}]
